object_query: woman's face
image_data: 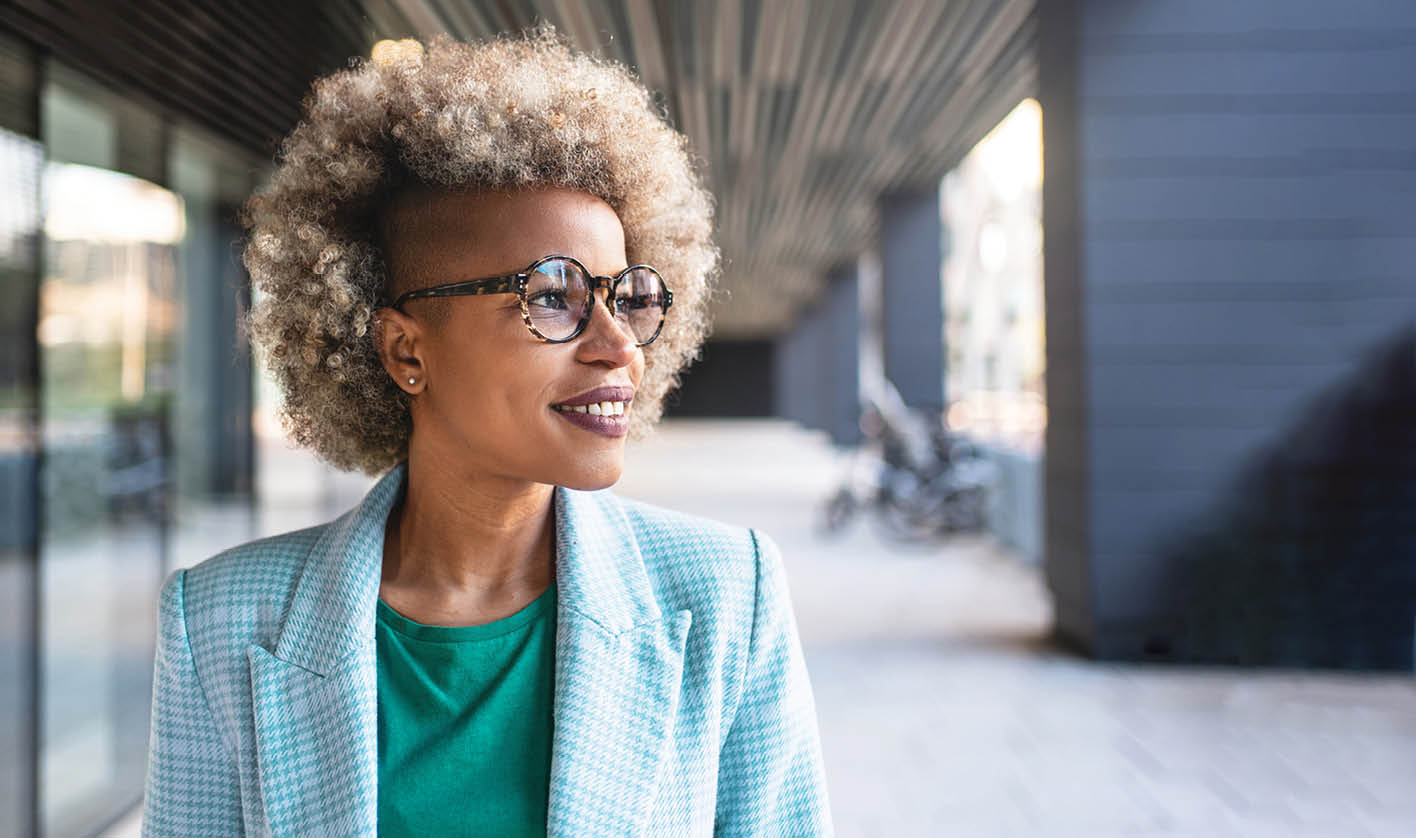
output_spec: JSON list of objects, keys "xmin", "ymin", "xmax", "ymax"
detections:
[{"xmin": 375, "ymin": 186, "xmax": 645, "ymax": 491}]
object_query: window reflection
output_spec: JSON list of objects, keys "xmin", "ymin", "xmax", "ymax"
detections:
[
  {"xmin": 2, "ymin": 46, "xmax": 348, "ymax": 837},
  {"xmin": 38, "ymin": 78, "xmax": 174, "ymax": 835},
  {"xmin": 0, "ymin": 120, "xmax": 43, "ymax": 838}
]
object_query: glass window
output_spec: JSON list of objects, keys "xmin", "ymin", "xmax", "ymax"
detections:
[
  {"xmin": 4, "ymin": 41, "xmax": 378, "ymax": 838},
  {"xmin": 0, "ymin": 30, "xmax": 41, "ymax": 838},
  {"xmin": 167, "ymin": 126, "xmax": 260, "ymax": 570},
  {"xmin": 38, "ymin": 63, "xmax": 174, "ymax": 837}
]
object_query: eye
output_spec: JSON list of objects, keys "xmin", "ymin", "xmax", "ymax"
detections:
[{"xmin": 528, "ymin": 290, "xmax": 570, "ymax": 310}]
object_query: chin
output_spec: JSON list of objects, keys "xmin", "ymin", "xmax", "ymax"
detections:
[
  {"xmin": 553, "ymin": 461, "xmax": 624, "ymax": 492},
  {"xmin": 559, "ymin": 474, "xmax": 621, "ymax": 492}
]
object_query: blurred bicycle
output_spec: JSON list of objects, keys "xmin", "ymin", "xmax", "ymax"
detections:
[{"xmin": 821, "ymin": 380, "xmax": 996, "ymax": 542}]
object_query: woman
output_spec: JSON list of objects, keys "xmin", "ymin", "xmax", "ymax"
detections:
[{"xmin": 141, "ymin": 28, "xmax": 832, "ymax": 837}]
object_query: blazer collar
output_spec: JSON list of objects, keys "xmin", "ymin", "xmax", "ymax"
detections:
[
  {"xmin": 248, "ymin": 462, "xmax": 690, "ymax": 836},
  {"xmin": 272, "ymin": 462, "xmax": 666, "ymax": 676}
]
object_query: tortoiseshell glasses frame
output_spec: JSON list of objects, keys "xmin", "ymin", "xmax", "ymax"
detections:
[{"xmin": 387, "ymin": 254, "xmax": 673, "ymax": 346}]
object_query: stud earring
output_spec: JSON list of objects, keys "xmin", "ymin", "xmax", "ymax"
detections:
[{"xmin": 408, "ymin": 377, "xmax": 416, "ymax": 385}]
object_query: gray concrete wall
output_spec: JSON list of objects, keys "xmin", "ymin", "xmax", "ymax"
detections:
[
  {"xmin": 881, "ymin": 191, "xmax": 946, "ymax": 413},
  {"xmin": 823, "ymin": 263, "xmax": 862, "ymax": 446},
  {"xmin": 774, "ymin": 300, "xmax": 830, "ymax": 432},
  {"xmin": 773, "ymin": 264, "xmax": 861, "ymax": 445},
  {"xmin": 1041, "ymin": 0, "xmax": 1416, "ymax": 668},
  {"xmin": 1039, "ymin": 0, "xmax": 1094, "ymax": 651}
]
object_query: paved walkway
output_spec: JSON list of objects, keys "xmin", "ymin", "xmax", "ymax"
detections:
[
  {"xmin": 110, "ymin": 419, "xmax": 1416, "ymax": 836},
  {"xmin": 616, "ymin": 420, "xmax": 1416, "ymax": 838}
]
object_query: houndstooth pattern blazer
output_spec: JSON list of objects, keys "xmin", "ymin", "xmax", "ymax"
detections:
[{"xmin": 141, "ymin": 462, "xmax": 833, "ymax": 836}]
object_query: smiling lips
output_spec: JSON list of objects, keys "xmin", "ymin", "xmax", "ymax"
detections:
[
  {"xmin": 551, "ymin": 385, "xmax": 634, "ymax": 437},
  {"xmin": 553, "ymin": 400, "xmax": 626, "ymax": 416}
]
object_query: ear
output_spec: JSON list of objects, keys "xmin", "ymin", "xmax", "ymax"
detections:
[{"xmin": 374, "ymin": 307, "xmax": 426, "ymax": 394}]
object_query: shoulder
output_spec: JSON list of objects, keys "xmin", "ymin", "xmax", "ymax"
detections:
[
  {"xmin": 601, "ymin": 490, "xmax": 774, "ymax": 577},
  {"xmin": 589, "ymin": 490, "xmax": 784, "ymax": 620},
  {"xmin": 166, "ymin": 522, "xmax": 329, "ymax": 652},
  {"xmin": 180, "ymin": 523, "xmax": 325, "ymax": 605},
  {"xmin": 589, "ymin": 493, "xmax": 811, "ymax": 758},
  {"xmin": 149, "ymin": 522, "xmax": 336, "ymax": 732},
  {"xmin": 613, "ymin": 493, "xmax": 765, "ymax": 564}
]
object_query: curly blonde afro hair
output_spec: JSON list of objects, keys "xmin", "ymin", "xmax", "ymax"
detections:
[{"xmin": 243, "ymin": 28, "xmax": 719, "ymax": 474}]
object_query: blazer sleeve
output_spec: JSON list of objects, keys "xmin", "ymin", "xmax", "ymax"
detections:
[
  {"xmin": 714, "ymin": 529, "xmax": 834, "ymax": 836},
  {"xmin": 142, "ymin": 568, "xmax": 244, "ymax": 836}
]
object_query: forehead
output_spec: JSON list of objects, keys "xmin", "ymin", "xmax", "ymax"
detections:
[{"xmin": 380, "ymin": 186, "xmax": 627, "ymax": 280}]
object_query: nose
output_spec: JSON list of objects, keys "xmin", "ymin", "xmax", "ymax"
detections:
[{"xmin": 576, "ymin": 284, "xmax": 639, "ymax": 365}]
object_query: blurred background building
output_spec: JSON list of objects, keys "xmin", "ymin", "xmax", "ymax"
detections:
[{"xmin": 0, "ymin": 0, "xmax": 1413, "ymax": 835}]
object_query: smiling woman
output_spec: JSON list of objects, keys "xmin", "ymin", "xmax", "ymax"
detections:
[
  {"xmin": 375, "ymin": 186, "xmax": 647, "ymax": 484},
  {"xmin": 140, "ymin": 26, "xmax": 833, "ymax": 838},
  {"xmin": 245, "ymin": 31, "xmax": 716, "ymax": 475}
]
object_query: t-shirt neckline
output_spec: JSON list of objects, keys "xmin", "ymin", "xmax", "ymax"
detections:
[{"xmin": 376, "ymin": 581, "xmax": 557, "ymax": 643}]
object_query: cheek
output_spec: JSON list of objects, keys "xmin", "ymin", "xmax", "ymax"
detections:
[
  {"xmin": 476, "ymin": 358, "xmax": 544, "ymax": 409},
  {"xmin": 432, "ymin": 338, "xmax": 522, "ymax": 411}
]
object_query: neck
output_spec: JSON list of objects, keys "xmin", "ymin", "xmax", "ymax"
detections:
[{"xmin": 382, "ymin": 446, "xmax": 556, "ymax": 606}]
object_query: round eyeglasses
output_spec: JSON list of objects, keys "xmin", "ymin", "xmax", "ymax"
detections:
[{"xmin": 388, "ymin": 254, "xmax": 674, "ymax": 346}]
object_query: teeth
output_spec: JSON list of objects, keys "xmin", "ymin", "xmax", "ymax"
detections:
[{"xmin": 555, "ymin": 400, "xmax": 627, "ymax": 416}]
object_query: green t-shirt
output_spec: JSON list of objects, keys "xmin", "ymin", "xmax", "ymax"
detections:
[{"xmin": 376, "ymin": 582, "xmax": 558, "ymax": 836}]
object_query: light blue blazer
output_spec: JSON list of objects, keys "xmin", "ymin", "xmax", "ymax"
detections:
[{"xmin": 141, "ymin": 463, "xmax": 833, "ymax": 836}]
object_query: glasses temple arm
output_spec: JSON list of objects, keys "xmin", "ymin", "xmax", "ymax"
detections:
[{"xmin": 389, "ymin": 274, "xmax": 526, "ymax": 309}]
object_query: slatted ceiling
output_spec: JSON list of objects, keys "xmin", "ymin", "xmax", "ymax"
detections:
[
  {"xmin": 909, "ymin": 18, "xmax": 1036, "ymax": 183},
  {"xmin": 881, "ymin": 9, "xmax": 984, "ymax": 142},
  {"xmin": 6, "ymin": 0, "xmax": 1032, "ymax": 337},
  {"xmin": 556, "ymin": 0, "xmax": 613, "ymax": 58},
  {"xmin": 370, "ymin": 0, "xmax": 412, "ymax": 34},
  {"xmin": 0, "ymin": 0, "xmax": 372, "ymax": 158},
  {"xmin": 624, "ymin": 0, "xmax": 668, "ymax": 88},
  {"xmin": 708, "ymin": 2, "xmax": 735, "ymax": 85},
  {"xmin": 425, "ymin": 3, "xmax": 477, "ymax": 40}
]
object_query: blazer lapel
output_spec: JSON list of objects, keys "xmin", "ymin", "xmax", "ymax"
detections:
[
  {"xmin": 246, "ymin": 464, "xmax": 404, "ymax": 836},
  {"xmin": 547, "ymin": 485, "xmax": 692, "ymax": 837},
  {"xmin": 245, "ymin": 465, "xmax": 691, "ymax": 837},
  {"xmin": 247, "ymin": 639, "xmax": 378, "ymax": 835}
]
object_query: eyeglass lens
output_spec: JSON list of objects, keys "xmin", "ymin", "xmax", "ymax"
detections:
[{"xmin": 524, "ymin": 258, "xmax": 667, "ymax": 344}]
